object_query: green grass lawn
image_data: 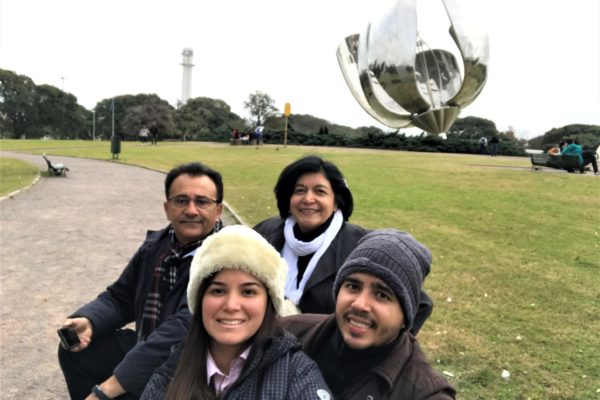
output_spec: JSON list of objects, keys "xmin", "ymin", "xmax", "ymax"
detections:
[
  {"xmin": 0, "ymin": 156, "xmax": 40, "ymax": 197},
  {"xmin": 2, "ymin": 139, "xmax": 599, "ymax": 399}
]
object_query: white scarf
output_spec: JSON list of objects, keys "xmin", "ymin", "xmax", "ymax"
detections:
[{"xmin": 282, "ymin": 210, "xmax": 344, "ymax": 304}]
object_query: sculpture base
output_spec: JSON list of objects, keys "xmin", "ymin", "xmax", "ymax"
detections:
[{"xmin": 411, "ymin": 106, "xmax": 461, "ymax": 134}]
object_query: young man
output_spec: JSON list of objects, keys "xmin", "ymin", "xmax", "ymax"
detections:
[
  {"xmin": 58, "ymin": 162, "xmax": 224, "ymax": 400},
  {"xmin": 282, "ymin": 229, "xmax": 456, "ymax": 399}
]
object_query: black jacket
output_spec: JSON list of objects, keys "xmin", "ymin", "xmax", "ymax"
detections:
[
  {"xmin": 72, "ymin": 226, "xmax": 193, "ymax": 397},
  {"xmin": 254, "ymin": 216, "xmax": 369, "ymax": 314},
  {"xmin": 254, "ymin": 216, "xmax": 433, "ymax": 334}
]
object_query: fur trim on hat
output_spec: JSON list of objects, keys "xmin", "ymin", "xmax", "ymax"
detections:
[{"xmin": 187, "ymin": 224, "xmax": 294, "ymax": 316}]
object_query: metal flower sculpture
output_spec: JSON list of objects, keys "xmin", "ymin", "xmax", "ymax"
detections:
[{"xmin": 337, "ymin": 0, "xmax": 489, "ymax": 134}]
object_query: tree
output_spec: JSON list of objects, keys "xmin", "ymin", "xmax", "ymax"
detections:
[
  {"xmin": 35, "ymin": 84, "xmax": 89, "ymax": 139},
  {"xmin": 287, "ymin": 114, "xmax": 329, "ymax": 134},
  {"xmin": 0, "ymin": 69, "xmax": 38, "ymax": 138},
  {"xmin": 243, "ymin": 91, "xmax": 278, "ymax": 126},
  {"xmin": 528, "ymin": 124, "xmax": 600, "ymax": 150},
  {"xmin": 95, "ymin": 94, "xmax": 175, "ymax": 140},
  {"xmin": 121, "ymin": 96, "xmax": 176, "ymax": 140},
  {"xmin": 0, "ymin": 69, "xmax": 88, "ymax": 139},
  {"xmin": 175, "ymin": 97, "xmax": 244, "ymax": 141},
  {"xmin": 263, "ymin": 114, "xmax": 288, "ymax": 132},
  {"xmin": 447, "ymin": 116, "xmax": 499, "ymax": 139}
]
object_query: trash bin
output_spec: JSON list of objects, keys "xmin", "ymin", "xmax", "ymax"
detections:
[{"xmin": 111, "ymin": 136, "xmax": 121, "ymax": 159}]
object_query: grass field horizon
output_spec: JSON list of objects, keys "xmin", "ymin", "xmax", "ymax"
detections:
[{"xmin": 2, "ymin": 139, "xmax": 599, "ymax": 399}]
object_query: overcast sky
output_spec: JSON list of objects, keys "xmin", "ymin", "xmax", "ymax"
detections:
[{"xmin": 1, "ymin": 0, "xmax": 599, "ymax": 139}]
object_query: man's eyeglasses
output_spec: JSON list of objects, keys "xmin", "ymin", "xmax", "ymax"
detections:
[{"xmin": 168, "ymin": 196, "xmax": 219, "ymax": 209}]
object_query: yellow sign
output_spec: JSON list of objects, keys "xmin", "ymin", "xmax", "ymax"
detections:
[{"xmin": 284, "ymin": 102, "xmax": 291, "ymax": 117}]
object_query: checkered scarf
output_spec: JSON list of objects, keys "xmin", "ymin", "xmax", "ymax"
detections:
[{"xmin": 139, "ymin": 221, "xmax": 222, "ymax": 339}]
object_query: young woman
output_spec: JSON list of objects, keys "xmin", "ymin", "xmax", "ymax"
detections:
[
  {"xmin": 253, "ymin": 155, "xmax": 433, "ymax": 334},
  {"xmin": 141, "ymin": 225, "xmax": 331, "ymax": 400}
]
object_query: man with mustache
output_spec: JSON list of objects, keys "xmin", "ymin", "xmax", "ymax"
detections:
[
  {"xmin": 282, "ymin": 229, "xmax": 456, "ymax": 399},
  {"xmin": 58, "ymin": 162, "xmax": 224, "ymax": 400}
]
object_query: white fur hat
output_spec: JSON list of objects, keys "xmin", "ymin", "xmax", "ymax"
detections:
[{"xmin": 187, "ymin": 224, "xmax": 298, "ymax": 316}]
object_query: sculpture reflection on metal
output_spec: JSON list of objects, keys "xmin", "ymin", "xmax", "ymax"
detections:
[{"xmin": 337, "ymin": 0, "xmax": 489, "ymax": 134}]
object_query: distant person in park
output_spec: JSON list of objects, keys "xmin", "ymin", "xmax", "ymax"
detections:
[
  {"xmin": 140, "ymin": 225, "xmax": 332, "ymax": 400},
  {"xmin": 58, "ymin": 162, "xmax": 225, "ymax": 399},
  {"xmin": 281, "ymin": 229, "xmax": 456, "ymax": 399},
  {"xmin": 478, "ymin": 136, "xmax": 488, "ymax": 154},
  {"xmin": 561, "ymin": 138, "xmax": 599, "ymax": 175},
  {"xmin": 489, "ymin": 135, "xmax": 500, "ymax": 157},
  {"xmin": 547, "ymin": 142, "xmax": 563, "ymax": 156},
  {"xmin": 581, "ymin": 145, "xmax": 599, "ymax": 175},
  {"xmin": 139, "ymin": 126, "xmax": 149, "ymax": 145},
  {"xmin": 230, "ymin": 128, "xmax": 240, "ymax": 145},
  {"xmin": 253, "ymin": 155, "xmax": 433, "ymax": 335},
  {"xmin": 254, "ymin": 126, "xmax": 264, "ymax": 147},
  {"xmin": 150, "ymin": 123, "xmax": 159, "ymax": 146},
  {"xmin": 241, "ymin": 132, "xmax": 250, "ymax": 145}
]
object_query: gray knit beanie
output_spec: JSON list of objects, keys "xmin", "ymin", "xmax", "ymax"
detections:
[{"xmin": 333, "ymin": 229, "xmax": 432, "ymax": 334}]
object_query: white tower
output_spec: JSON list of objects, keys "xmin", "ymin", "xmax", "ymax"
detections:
[{"xmin": 180, "ymin": 48, "xmax": 194, "ymax": 105}]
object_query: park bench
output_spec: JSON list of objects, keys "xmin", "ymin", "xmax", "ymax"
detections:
[
  {"xmin": 530, "ymin": 153, "xmax": 580, "ymax": 172},
  {"xmin": 42, "ymin": 154, "xmax": 69, "ymax": 176}
]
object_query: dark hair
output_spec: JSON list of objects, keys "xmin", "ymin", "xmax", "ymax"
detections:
[
  {"xmin": 164, "ymin": 162, "xmax": 223, "ymax": 203},
  {"xmin": 165, "ymin": 272, "xmax": 281, "ymax": 400},
  {"xmin": 274, "ymin": 155, "xmax": 353, "ymax": 220}
]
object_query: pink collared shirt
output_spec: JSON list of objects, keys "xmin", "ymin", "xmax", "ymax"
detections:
[{"xmin": 206, "ymin": 347, "xmax": 251, "ymax": 395}]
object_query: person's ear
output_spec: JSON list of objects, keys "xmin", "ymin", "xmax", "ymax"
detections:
[{"xmin": 163, "ymin": 201, "xmax": 170, "ymax": 219}]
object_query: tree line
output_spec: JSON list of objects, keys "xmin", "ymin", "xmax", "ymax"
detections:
[{"xmin": 2, "ymin": 69, "xmax": 597, "ymax": 156}]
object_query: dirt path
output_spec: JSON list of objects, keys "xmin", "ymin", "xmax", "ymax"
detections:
[{"xmin": 0, "ymin": 152, "xmax": 238, "ymax": 399}]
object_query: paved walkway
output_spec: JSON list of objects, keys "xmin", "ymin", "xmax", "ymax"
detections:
[{"xmin": 0, "ymin": 152, "xmax": 238, "ymax": 399}]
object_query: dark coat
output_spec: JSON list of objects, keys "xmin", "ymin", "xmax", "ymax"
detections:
[
  {"xmin": 254, "ymin": 217, "xmax": 433, "ymax": 334},
  {"xmin": 72, "ymin": 226, "xmax": 193, "ymax": 397},
  {"xmin": 254, "ymin": 216, "xmax": 369, "ymax": 314},
  {"xmin": 282, "ymin": 314, "xmax": 456, "ymax": 400},
  {"xmin": 140, "ymin": 331, "xmax": 332, "ymax": 400}
]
